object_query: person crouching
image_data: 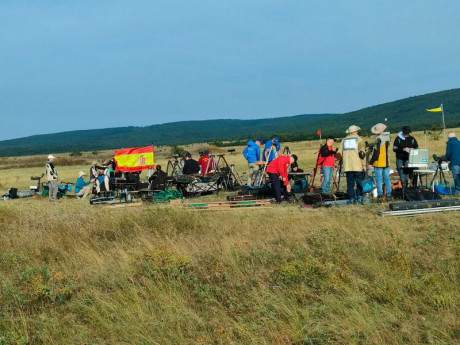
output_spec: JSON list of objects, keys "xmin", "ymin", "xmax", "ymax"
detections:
[
  {"xmin": 266, "ymin": 154, "xmax": 297, "ymax": 203},
  {"xmin": 75, "ymin": 171, "xmax": 91, "ymax": 199}
]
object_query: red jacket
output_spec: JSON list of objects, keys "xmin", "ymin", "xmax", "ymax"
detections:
[
  {"xmin": 266, "ymin": 155, "xmax": 291, "ymax": 186},
  {"xmin": 318, "ymin": 144, "xmax": 335, "ymax": 168}
]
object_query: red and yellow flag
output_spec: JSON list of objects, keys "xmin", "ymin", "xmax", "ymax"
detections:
[{"xmin": 114, "ymin": 145, "xmax": 154, "ymax": 172}]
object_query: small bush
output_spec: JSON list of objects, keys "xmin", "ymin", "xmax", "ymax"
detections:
[{"xmin": 69, "ymin": 152, "xmax": 82, "ymax": 157}]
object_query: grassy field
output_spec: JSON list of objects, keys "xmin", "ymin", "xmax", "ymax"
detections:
[{"xmin": 0, "ymin": 129, "xmax": 459, "ymax": 344}]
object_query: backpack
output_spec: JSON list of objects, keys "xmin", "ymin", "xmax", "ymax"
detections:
[{"xmin": 8, "ymin": 188, "xmax": 18, "ymax": 199}]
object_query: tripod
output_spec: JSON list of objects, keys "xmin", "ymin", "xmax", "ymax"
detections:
[
  {"xmin": 166, "ymin": 157, "xmax": 182, "ymax": 178},
  {"xmin": 255, "ymin": 146, "xmax": 276, "ymax": 186},
  {"xmin": 283, "ymin": 146, "xmax": 291, "ymax": 155},
  {"xmin": 215, "ymin": 154, "xmax": 242, "ymax": 189},
  {"xmin": 429, "ymin": 159, "xmax": 450, "ymax": 192}
]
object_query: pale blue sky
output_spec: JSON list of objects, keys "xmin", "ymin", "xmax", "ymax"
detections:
[{"xmin": 1, "ymin": 0, "xmax": 459, "ymax": 140}]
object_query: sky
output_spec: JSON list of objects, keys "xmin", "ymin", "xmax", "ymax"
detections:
[{"xmin": 0, "ymin": 0, "xmax": 459, "ymax": 140}]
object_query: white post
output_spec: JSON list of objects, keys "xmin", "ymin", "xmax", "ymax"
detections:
[{"xmin": 441, "ymin": 103, "xmax": 446, "ymax": 138}]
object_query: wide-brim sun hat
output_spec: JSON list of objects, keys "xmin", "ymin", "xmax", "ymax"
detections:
[
  {"xmin": 345, "ymin": 125, "xmax": 361, "ymax": 134},
  {"xmin": 78, "ymin": 171, "xmax": 86, "ymax": 177},
  {"xmin": 371, "ymin": 123, "xmax": 387, "ymax": 134},
  {"xmin": 48, "ymin": 154, "xmax": 56, "ymax": 159}
]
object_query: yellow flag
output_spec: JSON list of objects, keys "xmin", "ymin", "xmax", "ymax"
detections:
[{"xmin": 426, "ymin": 107, "xmax": 442, "ymax": 112}]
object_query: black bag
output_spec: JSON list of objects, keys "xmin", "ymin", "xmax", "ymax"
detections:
[
  {"xmin": 302, "ymin": 191, "xmax": 349, "ymax": 208},
  {"xmin": 393, "ymin": 187, "xmax": 441, "ymax": 201},
  {"xmin": 8, "ymin": 188, "xmax": 18, "ymax": 199}
]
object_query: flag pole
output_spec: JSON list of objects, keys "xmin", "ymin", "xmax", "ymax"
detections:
[{"xmin": 441, "ymin": 103, "xmax": 446, "ymax": 138}]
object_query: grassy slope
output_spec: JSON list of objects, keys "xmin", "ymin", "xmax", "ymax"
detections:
[
  {"xmin": 0, "ymin": 129, "xmax": 459, "ymax": 344},
  {"xmin": 1, "ymin": 88, "xmax": 460, "ymax": 157},
  {"xmin": 0, "ymin": 199, "xmax": 459, "ymax": 344}
]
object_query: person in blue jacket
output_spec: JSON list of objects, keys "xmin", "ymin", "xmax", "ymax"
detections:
[
  {"xmin": 446, "ymin": 131, "xmax": 460, "ymax": 194},
  {"xmin": 75, "ymin": 171, "xmax": 91, "ymax": 199},
  {"xmin": 263, "ymin": 136, "xmax": 281, "ymax": 163},
  {"xmin": 243, "ymin": 139, "xmax": 263, "ymax": 185}
]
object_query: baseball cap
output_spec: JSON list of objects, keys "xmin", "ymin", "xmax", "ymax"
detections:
[{"xmin": 402, "ymin": 126, "xmax": 411, "ymax": 135}]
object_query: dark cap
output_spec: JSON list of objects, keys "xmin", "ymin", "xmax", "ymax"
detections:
[
  {"xmin": 402, "ymin": 126, "xmax": 411, "ymax": 135},
  {"xmin": 203, "ymin": 150, "xmax": 210, "ymax": 154},
  {"xmin": 326, "ymin": 136, "xmax": 337, "ymax": 142},
  {"xmin": 291, "ymin": 162, "xmax": 298, "ymax": 169}
]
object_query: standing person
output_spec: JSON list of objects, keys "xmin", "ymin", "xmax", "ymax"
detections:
[
  {"xmin": 446, "ymin": 131, "xmax": 460, "ymax": 194},
  {"xmin": 393, "ymin": 126, "xmax": 419, "ymax": 188},
  {"xmin": 369, "ymin": 123, "xmax": 392, "ymax": 200},
  {"xmin": 242, "ymin": 139, "xmax": 263, "ymax": 185},
  {"xmin": 266, "ymin": 154, "xmax": 297, "ymax": 203},
  {"xmin": 338, "ymin": 125, "xmax": 366, "ymax": 204},
  {"xmin": 75, "ymin": 171, "xmax": 91, "ymax": 199},
  {"xmin": 45, "ymin": 154, "xmax": 59, "ymax": 200},
  {"xmin": 263, "ymin": 137, "xmax": 281, "ymax": 163},
  {"xmin": 319, "ymin": 136, "xmax": 338, "ymax": 193}
]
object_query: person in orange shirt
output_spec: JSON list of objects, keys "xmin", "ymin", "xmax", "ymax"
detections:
[{"xmin": 266, "ymin": 154, "xmax": 297, "ymax": 203}]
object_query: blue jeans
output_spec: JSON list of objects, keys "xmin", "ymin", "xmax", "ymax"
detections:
[
  {"xmin": 451, "ymin": 164, "xmax": 460, "ymax": 194},
  {"xmin": 374, "ymin": 167, "xmax": 391, "ymax": 196},
  {"xmin": 346, "ymin": 171, "xmax": 363, "ymax": 200},
  {"xmin": 321, "ymin": 166, "xmax": 333, "ymax": 192},
  {"xmin": 396, "ymin": 159, "xmax": 408, "ymax": 187}
]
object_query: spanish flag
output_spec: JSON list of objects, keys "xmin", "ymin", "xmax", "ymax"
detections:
[
  {"xmin": 114, "ymin": 145, "xmax": 154, "ymax": 172},
  {"xmin": 426, "ymin": 106, "xmax": 442, "ymax": 112}
]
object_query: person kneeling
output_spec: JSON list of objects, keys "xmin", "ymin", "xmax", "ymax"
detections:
[
  {"xmin": 75, "ymin": 171, "xmax": 91, "ymax": 199},
  {"xmin": 266, "ymin": 154, "xmax": 297, "ymax": 203}
]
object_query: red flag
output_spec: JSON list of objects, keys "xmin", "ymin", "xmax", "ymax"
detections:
[{"xmin": 317, "ymin": 129, "xmax": 322, "ymax": 136}]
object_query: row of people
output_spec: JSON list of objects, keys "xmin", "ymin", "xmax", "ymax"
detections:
[
  {"xmin": 242, "ymin": 136, "xmax": 282, "ymax": 185},
  {"xmin": 242, "ymin": 124, "xmax": 460, "ymax": 204}
]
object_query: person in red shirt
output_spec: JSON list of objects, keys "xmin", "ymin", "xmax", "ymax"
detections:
[
  {"xmin": 266, "ymin": 154, "xmax": 297, "ymax": 203},
  {"xmin": 198, "ymin": 150, "xmax": 215, "ymax": 175},
  {"xmin": 318, "ymin": 136, "xmax": 338, "ymax": 192}
]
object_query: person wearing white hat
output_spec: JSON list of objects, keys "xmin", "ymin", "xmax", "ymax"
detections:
[
  {"xmin": 75, "ymin": 171, "xmax": 91, "ymax": 199},
  {"xmin": 337, "ymin": 125, "xmax": 366, "ymax": 204},
  {"xmin": 45, "ymin": 155, "xmax": 59, "ymax": 200},
  {"xmin": 369, "ymin": 123, "xmax": 392, "ymax": 200}
]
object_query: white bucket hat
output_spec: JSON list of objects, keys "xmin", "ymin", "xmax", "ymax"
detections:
[
  {"xmin": 345, "ymin": 125, "xmax": 361, "ymax": 134},
  {"xmin": 48, "ymin": 154, "xmax": 56, "ymax": 159},
  {"xmin": 78, "ymin": 171, "xmax": 86, "ymax": 177},
  {"xmin": 371, "ymin": 123, "xmax": 387, "ymax": 134}
]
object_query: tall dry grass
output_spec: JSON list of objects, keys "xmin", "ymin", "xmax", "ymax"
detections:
[{"xmin": 0, "ymin": 197, "xmax": 459, "ymax": 344}]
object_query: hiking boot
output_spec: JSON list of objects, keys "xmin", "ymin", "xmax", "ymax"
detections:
[{"xmin": 357, "ymin": 196, "xmax": 364, "ymax": 205}]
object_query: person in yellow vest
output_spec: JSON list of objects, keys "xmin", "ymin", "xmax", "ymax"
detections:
[{"xmin": 369, "ymin": 123, "xmax": 392, "ymax": 200}]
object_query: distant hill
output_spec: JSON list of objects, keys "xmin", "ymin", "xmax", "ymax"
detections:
[{"xmin": 1, "ymin": 88, "xmax": 459, "ymax": 156}]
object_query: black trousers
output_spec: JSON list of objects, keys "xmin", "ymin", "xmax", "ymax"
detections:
[{"xmin": 268, "ymin": 173, "xmax": 283, "ymax": 202}]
